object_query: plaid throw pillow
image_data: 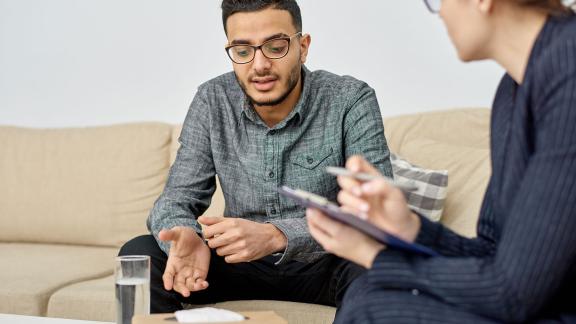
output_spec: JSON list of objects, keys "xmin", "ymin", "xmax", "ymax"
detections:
[{"xmin": 391, "ymin": 153, "xmax": 448, "ymax": 221}]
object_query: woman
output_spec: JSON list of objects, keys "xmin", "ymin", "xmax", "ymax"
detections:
[{"xmin": 307, "ymin": 0, "xmax": 576, "ymax": 322}]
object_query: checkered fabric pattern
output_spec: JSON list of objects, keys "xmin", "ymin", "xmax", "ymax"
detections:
[{"xmin": 391, "ymin": 153, "xmax": 448, "ymax": 221}]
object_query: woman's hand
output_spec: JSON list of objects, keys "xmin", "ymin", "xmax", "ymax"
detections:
[
  {"xmin": 337, "ymin": 155, "xmax": 421, "ymax": 243},
  {"xmin": 306, "ymin": 208, "xmax": 385, "ymax": 269}
]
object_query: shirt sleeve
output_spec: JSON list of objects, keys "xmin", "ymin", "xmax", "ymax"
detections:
[
  {"xmin": 363, "ymin": 40, "xmax": 576, "ymax": 322},
  {"xmin": 267, "ymin": 217, "xmax": 326, "ymax": 264},
  {"xmin": 147, "ymin": 86, "xmax": 216, "ymax": 255},
  {"xmin": 342, "ymin": 81, "xmax": 393, "ymax": 178}
]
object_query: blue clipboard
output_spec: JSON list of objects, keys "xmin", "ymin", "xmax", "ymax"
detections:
[{"xmin": 278, "ymin": 186, "xmax": 439, "ymax": 257}]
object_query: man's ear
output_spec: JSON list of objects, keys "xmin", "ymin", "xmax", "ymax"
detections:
[{"xmin": 299, "ymin": 34, "xmax": 311, "ymax": 64}]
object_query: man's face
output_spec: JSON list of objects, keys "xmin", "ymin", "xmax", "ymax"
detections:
[{"xmin": 225, "ymin": 8, "xmax": 309, "ymax": 107}]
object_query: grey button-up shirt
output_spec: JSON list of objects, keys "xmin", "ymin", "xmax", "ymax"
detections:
[{"xmin": 147, "ymin": 66, "xmax": 392, "ymax": 264}]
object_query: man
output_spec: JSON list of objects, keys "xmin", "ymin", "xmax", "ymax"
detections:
[{"xmin": 119, "ymin": 0, "xmax": 392, "ymax": 313}]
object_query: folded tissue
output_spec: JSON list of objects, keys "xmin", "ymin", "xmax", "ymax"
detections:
[{"xmin": 175, "ymin": 307, "xmax": 245, "ymax": 323}]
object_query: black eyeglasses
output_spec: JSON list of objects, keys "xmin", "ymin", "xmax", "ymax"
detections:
[
  {"xmin": 225, "ymin": 32, "xmax": 302, "ymax": 64},
  {"xmin": 424, "ymin": 0, "xmax": 441, "ymax": 13}
]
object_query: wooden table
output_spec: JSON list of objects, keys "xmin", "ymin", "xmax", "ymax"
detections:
[{"xmin": 133, "ymin": 311, "xmax": 287, "ymax": 324}]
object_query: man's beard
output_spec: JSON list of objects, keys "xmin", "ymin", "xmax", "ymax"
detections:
[{"xmin": 238, "ymin": 64, "xmax": 301, "ymax": 107}]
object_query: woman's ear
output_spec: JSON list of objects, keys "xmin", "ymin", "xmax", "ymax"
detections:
[{"xmin": 477, "ymin": 0, "xmax": 495, "ymax": 14}]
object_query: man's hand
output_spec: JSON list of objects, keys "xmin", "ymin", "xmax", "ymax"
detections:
[
  {"xmin": 158, "ymin": 226, "xmax": 211, "ymax": 297},
  {"xmin": 198, "ymin": 216, "xmax": 287, "ymax": 263}
]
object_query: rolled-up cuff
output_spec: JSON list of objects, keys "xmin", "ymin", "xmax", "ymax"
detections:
[{"xmin": 266, "ymin": 219, "xmax": 326, "ymax": 265}]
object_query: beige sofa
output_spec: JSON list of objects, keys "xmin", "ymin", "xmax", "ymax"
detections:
[{"xmin": 0, "ymin": 108, "xmax": 491, "ymax": 323}]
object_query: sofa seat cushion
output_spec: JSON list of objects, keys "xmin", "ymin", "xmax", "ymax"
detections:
[
  {"xmin": 0, "ymin": 243, "xmax": 117, "ymax": 317},
  {"xmin": 47, "ymin": 275, "xmax": 116, "ymax": 322},
  {"xmin": 0, "ymin": 123, "xmax": 173, "ymax": 247}
]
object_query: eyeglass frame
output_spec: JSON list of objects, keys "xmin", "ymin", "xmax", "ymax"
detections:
[
  {"xmin": 424, "ymin": 0, "xmax": 441, "ymax": 13},
  {"xmin": 225, "ymin": 32, "xmax": 302, "ymax": 64}
]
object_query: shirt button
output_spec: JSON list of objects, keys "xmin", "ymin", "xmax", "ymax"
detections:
[
  {"xmin": 268, "ymin": 171, "xmax": 275, "ymax": 178},
  {"xmin": 306, "ymin": 156, "xmax": 314, "ymax": 164},
  {"xmin": 271, "ymin": 207, "xmax": 277, "ymax": 214},
  {"xmin": 411, "ymin": 289, "xmax": 420, "ymax": 296}
]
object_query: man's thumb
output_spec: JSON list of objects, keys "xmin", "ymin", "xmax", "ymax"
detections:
[{"xmin": 158, "ymin": 228, "xmax": 179, "ymax": 242}]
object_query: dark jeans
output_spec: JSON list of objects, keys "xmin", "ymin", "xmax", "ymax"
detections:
[{"xmin": 119, "ymin": 235, "xmax": 365, "ymax": 313}]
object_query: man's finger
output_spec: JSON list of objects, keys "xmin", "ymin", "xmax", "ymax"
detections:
[
  {"xmin": 224, "ymin": 253, "xmax": 247, "ymax": 264},
  {"xmin": 192, "ymin": 269, "xmax": 206, "ymax": 281},
  {"xmin": 191, "ymin": 269, "xmax": 209, "ymax": 291},
  {"xmin": 206, "ymin": 230, "xmax": 236, "ymax": 249},
  {"xmin": 215, "ymin": 240, "xmax": 244, "ymax": 257},
  {"xmin": 162, "ymin": 265, "xmax": 175, "ymax": 291},
  {"xmin": 185, "ymin": 276, "xmax": 196, "ymax": 291},
  {"xmin": 197, "ymin": 216, "xmax": 226, "ymax": 226},
  {"xmin": 202, "ymin": 221, "xmax": 230, "ymax": 240},
  {"xmin": 174, "ymin": 282, "xmax": 191, "ymax": 298},
  {"xmin": 173, "ymin": 274, "xmax": 191, "ymax": 297},
  {"xmin": 193, "ymin": 279, "xmax": 209, "ymax": 291}
]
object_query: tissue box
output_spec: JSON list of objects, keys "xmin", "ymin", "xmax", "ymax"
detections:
[{"xmin": 132, "ymin": 311, "xmax": 287, "ymax": 324}]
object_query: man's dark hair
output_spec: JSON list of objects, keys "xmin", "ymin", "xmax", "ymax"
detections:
[{"xmin": 221, "ymin": 0, "xmax": 302, "ymax": 35}]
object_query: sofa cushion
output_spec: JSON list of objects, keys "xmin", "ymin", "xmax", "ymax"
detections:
[
  {"xmin": 391, "ymin": 153, "xmax": 448, "ymax": 222},
  {"xmin": 0, "ymin": 123, "xmax": 172, "ymax": 247},
  {"xmin": 384, "ymin": 108, "xmax": 491, "ymax": 237},
  {"xmin": 47, "ymin": 275, "xmax": 116, "ymax": 322},
  {"xmin": 0, "ymin": 243, "xmax": 117, "ymax": 316}
]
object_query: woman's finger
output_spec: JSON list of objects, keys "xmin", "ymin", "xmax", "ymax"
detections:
[
  {"xmin": 361, "ymin": 178, "xmax": 395, "ymax": 198},
  {"xmin": 337, "ymin": 173, "xmax": 362, "ymax": 194},
  {"xmin": 307, "ymin": 212, "xmax": 336, "ymax": 250},
  {"xmin": 306, "ymin": 209, "xmax": 344, "ymax": 236},
  {"xmin": 346, "ymin": 155, "xmax": 380, "ymax": 175},
  {"xmin": 338, "ymin": 190, "xmax": 370, "ymax": 213}
]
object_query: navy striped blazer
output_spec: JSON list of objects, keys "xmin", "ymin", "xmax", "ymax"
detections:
[{"xmin": 337, "ymin": 14, "xmax": 576, "ymax": 323}]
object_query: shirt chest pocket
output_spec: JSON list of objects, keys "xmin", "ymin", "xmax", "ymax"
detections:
[
  {"xmin": 292, "ymin": 147, "xmax": 335, "ymax": 170},
  {"xmin": 289, "ymin": 146, "xmax": 339, "ymax": 195}
]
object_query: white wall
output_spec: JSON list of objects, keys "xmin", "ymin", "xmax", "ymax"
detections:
[{"xmin": 0, "ymin": 0, "xmax": 504, "ymax": 128}]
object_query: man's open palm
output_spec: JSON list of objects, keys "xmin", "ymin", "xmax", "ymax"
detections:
[{"xmin": 159, "ymin": 226, "xmax": 211, "ymax": 297}]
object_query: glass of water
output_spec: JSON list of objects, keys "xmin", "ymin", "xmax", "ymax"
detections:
[{"xmin": 115, "ymin": 255, "xmax": 150, "ymax": 324}]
